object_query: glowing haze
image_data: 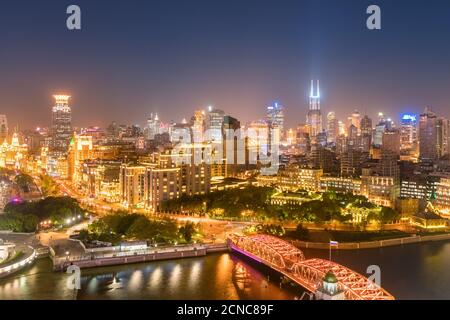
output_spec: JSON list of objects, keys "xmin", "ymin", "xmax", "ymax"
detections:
[{"xmin": 1, "ymin": 0, "xmax": 450, "ymax": 129}]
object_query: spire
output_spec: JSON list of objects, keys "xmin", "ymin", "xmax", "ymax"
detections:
[
  {"xmin": 317, "ymin": 80, "xmax": 320, "ymax": 98},
  {"xmin": 310, "ymin": 80, "xmax": 320, "ymax": 99}
]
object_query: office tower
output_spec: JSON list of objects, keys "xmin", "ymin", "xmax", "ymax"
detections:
[
  {"xmin": 347, "ymin": 110, "xmax": 361, "ymax": 132},
  {"xmin": 0, "ymin": 115, "xmax": 7, "ymax": 142},
  {"xmin": 170, "ymin": 121, "xmax": 192, "ymax": 144},
  {"xmin": 222, "ymin": 115, "xmax": 241, "ymax": 177},
  {"xmin": 326, "ymin": 112, "xmax": 338, "ymax": 145},
  {"xmin": 147, "ymin": 113, "xmax": 162, "ymax": 140},
  {"xmin": 338, "ymin": 120, "xmax": 346, "ymax": 136},
  {"xmin": 296, "ymin": 124, "xmax": 311, "ymax": 155},
  {"xmin": 347, "ymin": 124, "xmax": 358, "ymax": 149},
  {"xmin": 306, "ymin": 80, "xmax": 322, "ymax": 139},
  {"xmin": 360, "ymin": 115, "xmax": 373, "ymax": 136},
  {"xmin": 373, "ymin": 124, "xmax": 385, "ymax": 147},
  {"xmin": 67, "ymin": 134, "xmax": 93, "ymax": 183},
  {"xmin": 437, "ymin": 117, "xmax": 450, "ymax": 158},
  {"xmin": 360, "ymin": 115, "xmax": 373, "ymax": 152},
  {"xmin": 400, "ymin": 114, "xmax": 417, "ymax": 151},
  {"xmin": 419, "ymin": 107, "xmax": 438, "ymax": 162},
  {"xmin": 191, "ymin": 110, "xmax": 205, "ymax": 143},
  {"xmin": 119, "ymin": 164, "xmax": 147, "ymax": 207},
  {"xmin": 380, "ymin": 150, "xmax": 400, "ymax": 179},
  {"xmin": 205, "ymin": 106, "xmax": 225, "ymax": 142},
  {"xmin": 340, "ymin": 149, "xmax": 368, "ymax": 177},
  {"xmin": 310, "ymin": 145, "xmax": 335, "ymax": 173},
  {"xmin": 266, "ymin": 102, "xmax": 285, "ymax": 137},
  {"xmin": 382, "ymin": 129, "xmax": 401, "ymax": 156},
  {"xmin": 51, "ymin": 95, "xmax": 72, "ymax": 154},
  {"xmin": 145, "ymin": 165, "xmax": 181, "ymax": 212}
]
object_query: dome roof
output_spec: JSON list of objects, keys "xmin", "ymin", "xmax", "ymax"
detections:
[{"xmin": 323, "ymin": 270, "xmax": 338, "ymax": 283}]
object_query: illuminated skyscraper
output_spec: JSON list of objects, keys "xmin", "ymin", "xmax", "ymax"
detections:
[
  {"xmin": 326, "ymin": 112, "xmax": 338, "ymax": 145},
  {"xmin": 437, "ymin": 117, "xmax": 450, "ymax": 158},
  {"xmin": 191, "ymin": 110, "xmax": 206, "ymax": 143},
  {"xmin": 0, "ymin": 115, "xmax": 7, "ymax": 143},
  {"xmin": 347, "ymin": 110, "xmax": 361, "ymax": 132},
  {"xmin": 400, "ymin": 114, "xmax": 417, "ymax": 151},
  {"xmin": 360, "ymin": 115, "xmax": 373, "ymax": 136},
  {"xmin": 419, "ymin": 107, "xmax": 438, "ymax": 162},
  {"xmin": 205, "ymin": 106, "xmax": 225, "ymax": 142},
  {"xmin": 306, "ymin": 80, "xmax": 322, "ymax": 139},
  {"xmin": 382, "ymin": 129, "xmax": 401, "ymax": 156},
  {"xmin": 266, "ymin": 102, "xmax": 285, "ymax": 136},
  {"xmin": 147, "ymin": 113, "xmax": 162, "ymax": 140},
  {"xmin": 51, "ymin": 95, "xmax": 72, "ymax": 154}
]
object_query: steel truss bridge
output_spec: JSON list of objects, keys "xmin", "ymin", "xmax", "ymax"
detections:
[{"xmin": 228, "ymin": 234, "xmax": 394, "ymax": 300}]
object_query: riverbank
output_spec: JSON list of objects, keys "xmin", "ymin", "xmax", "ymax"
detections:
[
  {"xmin": 52, "ymin": 243, "xmax": 229, "ymax": 271},
  {"xmin": 291, "ymin": 233, "xmax": 450, "ymax": 250}
]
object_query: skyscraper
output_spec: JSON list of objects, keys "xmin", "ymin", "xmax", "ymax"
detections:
[
  {"xmin": 147, "ymin": 113, "xmax": 161, "ymax": 140},
  {"xmin": 51, "ymin": 95, "xmax": 72, "ymax": 154},
  {"xmin": 400, "ymin": 114, "xmax": 417, "ymax": 151},
  {"xmin": 205, "ymin": 106, "xmax": 225, "ymax": 142},
  {"xmin": 0, "ymin": 115, "xmax": 7, "ymax": 143},
  {"xmin": 419, "ymin": 107, "xmax": 438, "ymax": 162},
  {"xmin": 382, "ymin": 129, "xmax": 401, "ymax": 157},
  {"xmin": 437, "ymin": 117, "xmax": 450, "ymax": 159},
  {"xmin": 326, "ymin": 112, "xmax": 338, "ymax": 145},
  {"xmin": 266, "ymin": 102, "xmax": 285, "ymax": 136},
  {"xmin": 360, "ymin": 115, "xmax": 373, "ymax": 136},
  {"xmin": 191, "ymin": 110, "xmax": 206, "ymax": 143},
  {"xmin": 347, "ymin": 110, "xmax": 361, "ymax": 133},
  {"xmin": 306, "ymin": 80, "xmax": 322, "ymax": 140}
]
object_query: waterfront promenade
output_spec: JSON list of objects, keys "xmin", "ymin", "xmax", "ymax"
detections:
[
  {"xmin": 291, "ymin": 233, "xmax": 450, "ymax": 250},
  {"xmin": 52, "ymin": 242, "xmax": 228, "ymax": 271}
]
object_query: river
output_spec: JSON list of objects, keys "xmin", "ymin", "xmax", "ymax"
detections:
[{"xmin": 1, "ymin": 240, "xmax": 450, "ymax": 300}]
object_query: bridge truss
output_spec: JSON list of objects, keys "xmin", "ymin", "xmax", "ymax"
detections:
[{"xmin": 228, "ymin": 234, "xmax": 394, "ymax": 300}]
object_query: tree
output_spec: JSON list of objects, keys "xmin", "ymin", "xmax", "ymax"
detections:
[
  {"xmin": 15, "ymin": 174, "xmax": 34, "ymax": 193},
  {"xmin": 380, "ymin": 207, "xmax": 399, "ymax": 224},
  {"xmin": 22, "ymin": 214, "xmax": 38, "ymax": 232},
  {"xmin": 179, "ymin": 221, "xmax": 196, "ymax": 243}
]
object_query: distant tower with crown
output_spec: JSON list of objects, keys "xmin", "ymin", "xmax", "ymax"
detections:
[{"xmin": 306, "ymin": 80, "xmax": 323, "ymax": 140}]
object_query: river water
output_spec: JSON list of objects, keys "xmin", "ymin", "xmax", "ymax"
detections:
[{"xmin": 1, "ymin": 241, "xmax": 450, "ymax": 300}]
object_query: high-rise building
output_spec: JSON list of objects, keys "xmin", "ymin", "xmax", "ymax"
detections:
[
  {"xmin": 382, "ymin": 129, "xmax": 401, "ymax": 157},
  {"xmin": 205, "ymin": 106, "xmax": 225, "ymax": 142},
  {"xmin": 340, "ymin": 149, "xmax": 368, "ymax": 177},
  {"xmin": 266, "ymin": 102, "xmax": 285, "ymax": 137},
  {"xmin": 119, "ymin": 164, "xmax": 147, "ymax": 207},
  {"xmin": 347, "ymin": 110, "xmax": 361, "ymax": 133},
  {"xmin": 326, "ymin": 112, "xmax": 338, "ymax": 145},
  {"xmin": 51, "ymin": 95, "xmax": 72, "ymax": 154},
  {"xmin": 222, "ymin": 115, "xmax": 241, "ymax": 176},
  {"xmin": 68, "ymin": 134, "xmax": 93, "ymax": 183},
  {"xmin": 437, "ymin": 117, "xmax": 450, "ymax": 159},
  {"xmin": 147, "ymin": 113, "xmax": 162, "ymax": 140},
  {"xmin": 360, "ymin": 115, "xmax": 372, "ymax": 136},
  {"xmin": 400, "ymin": 114, "xmax": 417, "ymax": 151},
  {"xmin": 306, "ymin": 80, "xmax": 322, "ymax": 139},
  {"xmin": 419, "ymin": 107, "xmax": 438, "ymax": 162},
  {"xmin": 191, "ymin": 110, "xmax": 206, "ymax": 143},
  {"xmin": 0, "ymin": 115, "xmax": 8, "ymax": 143}
]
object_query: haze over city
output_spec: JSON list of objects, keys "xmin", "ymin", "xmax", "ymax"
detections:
[{"xmin": 2, "ymin": 0, "xmax": 450, "ymax": 129}]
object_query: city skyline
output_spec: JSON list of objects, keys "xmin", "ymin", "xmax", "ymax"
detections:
[{"xmin": 2, "ymin": 0, "xmax": 450, "ymax": 129}]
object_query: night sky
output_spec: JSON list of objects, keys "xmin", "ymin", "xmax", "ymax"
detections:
[{"xmin": 1, "ymin": 0, "xmax": 450, "ymax": 129}]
